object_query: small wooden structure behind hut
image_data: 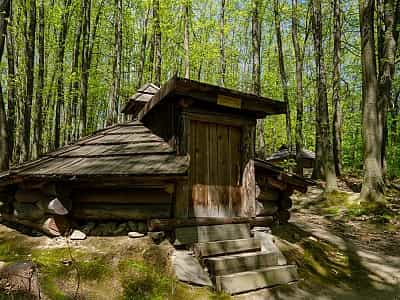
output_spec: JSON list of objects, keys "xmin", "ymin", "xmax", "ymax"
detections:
[
  {"xmin": 0, "ymin": 77, "xmax": 312, "ymax": 236},
  {"xmin": 266, "ymin": 145, "xmax": 315, "ymax": 174}
]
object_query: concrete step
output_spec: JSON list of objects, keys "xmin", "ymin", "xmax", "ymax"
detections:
[
  {"xmin": 205, "ymin": 251, "xmax": 278, "ymax": 276},
  {"xmin": 193, "ymin": 238, "xmax": 261, "ymax": 258},
  {"xmin": 174, "ymin": 223, "xmax": 251, "ymax": 245},
  {"xmin": 215, "ymin": 265, "xmax": 299, "ymax": 294},
  {"xmin": 233, "ymin": 281, "xmax": 299, "ymax": 300}
]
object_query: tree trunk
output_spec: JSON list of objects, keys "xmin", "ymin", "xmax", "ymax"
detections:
[
  {"xmin": 21, "ymin": 0, "xmax": 36, "ymax": 162},
  {"xmin": 332, "ymin": 0, "xmax": 342, "ymax": 176},
  {"xmin": 252, "ymin": 0, "xmax": 265, "ymax": 158},
  {"xmin": 183, "ymin": 0, "xmax": 190, "ymax": 79},
  {"xmin": 137, "ymin": 6, "xmax": 150, "ymax": 89},
  {"xmin": 220, "ymin": 0, "xmax": 226, "ymax": 86},
  {"xmin": 359, "ymin": 0, "xmax": 384, "ymax": 201},
  {"xmin": 80, "ymin": 0, "xmax": 91, "ymax": 137},
  {"xmin": 153, "ymin": 0, "xmax": 161, "ymax": 86},
  {"xmin": 311, "ymin": 0, "xmax": 337, "ymax": 191},
  {"xmin": 274, "ymin": 0, "xmax": 292, "ymax": 150},
  {"xmin": 68, "ymin": 4, "xmax": 83, "ymax": 142},
  {"xmin": 0, "ymin": 0, "xmax": 10, "ymax": 171},
  {"xmin": 107, "ymin": 0, "xmax": 122, "ymax": 126},
  {"xmin": 6, "ymin": 0, "xmax": 16, "ymax": 162},
  {"xmin": 54, "ymin": 0, "xmax": 72, "ymax": 149},
  {"xmin": 291, "ymin": 0, "xmax": 305, "ymax": 176}
]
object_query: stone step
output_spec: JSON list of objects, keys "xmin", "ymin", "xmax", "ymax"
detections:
[
  {"xmin": 215, "ymin": 265, "xmax": 299, "ymax": 294},
  {"xmin": 193, "ymin": 238, "xmax": 261, "ymax": 258},
  {"xmin": 205, "ymin": 251, "xmax": 278, "ymax": 276},
  {"xmin": 174, "ymin": 223, "xmax": 251, "ymax": 245}
]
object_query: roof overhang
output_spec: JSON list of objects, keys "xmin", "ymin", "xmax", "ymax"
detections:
[{"xmin": 123, "ymin": 77, "xmax": 287, "ymax": 119}]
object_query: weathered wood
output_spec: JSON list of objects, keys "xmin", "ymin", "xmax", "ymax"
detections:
[
  {"xmin": 174, "ymin": 223, "xmax": 251, "ymax": 245},
  {"xmin": 256, "ymin": 201, "xmax": 279, "ymax": 216},
  {"xmin": 13, "ymin": 202, "xmax": 44, "ymax": 220},
  {"xmin": 182, "ymin": 110, "xmax": 253, "ymax": 127},
  {"xmin": 15, "ymin": 189, "xmax": 49, "ymax": 203},
  {"xmin": 267, "ymin": 177, "xmax": 287, "ymax": 191},
  {"xmin": 72, "ymin": 203, "xmax": 171, "ymax": 220},
  {"xmin": 257, "ymin": 189, "xmax": 280, "ymax": 202},
  {"xmin": 215, "ymin": 265, "xmax": 299, "ymax": 294},
  {"xmin": 72, "ymin": 188, "xmax": 172, "ymax": 204},
  {"xmin": 241, "ymin": 123, "xmax": 256, "ymax": 217},
  {"xmin": 1, "ymin": 214, "xmax": 69, "ymax": 237},
  {"xmin": 205, "ymin": 251, "xmax": 278, "ymax": 276},
  {"xmin": 193, "ymin": 238, "xmax": 261, "ymax": 258},
  {"xmin": 175, "ymin": 182, "xmax": 190, "ymax": 218},
  {"xmin": 149, "ymin": 216, "xmax": 274, "ymax": 231}
]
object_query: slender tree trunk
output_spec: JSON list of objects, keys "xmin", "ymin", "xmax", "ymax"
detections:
[
  {"xmin": 6, "ymin": 0, "xmax": 16, "ymax": 162},
  {"xmin": 21, "ymin": 0, "xmax": 36, "ymax": 162},
  {"xmin": 183, "ymin": 0, "xmax": 190, "ymax": 79},
  {"xmin": 54, "ymin": 0, "xmax": 72, "ymax": 149},
  {"xmin": 80, "ymin": 0, "xmax": 91, "ymax": 137},
  {"xmin": 252, "ymin": 0, "xmax": 265, "ymax": 158},
  {"xmin": 291, "ymin": 0, "xmax": 305, "ymax": 176},
  {"xmin": 274, "ymin": 0, "xmax": 292, "ymax": 150},
  {"xmin": 311, "ymin": 0, "xmax": 337, "ymax": 191},
  {"xmin": 220, "ymin": 0, "xmax": 226, "ymax": 86},
  {"xmin": 153, "ymin": 0, "xmax": 161, "ymax": 86},
  {"xmin": 0, "ymin": 0, "xmax": 10, "ymax": 171},
  {"xmin": 107, "ymin": 0, "xmax": 122, "ymax": 126},
  {"xmin": 32, "ymin": 0, "xmax": 45, "ymax": 158},
  {"xmin": 137, "ymin": 7, "xmax": 150, "ymax": 89},
  {"xmin": 69, "ymin": 4, "xmax": 83, "ymax": 142},
  {"xmin": 359, "ymin": 0, "xmax": 384, "ymax": 201},
  {"xmin": 332, "ymin": 0, "xmax": 342, "ymax": 176}
]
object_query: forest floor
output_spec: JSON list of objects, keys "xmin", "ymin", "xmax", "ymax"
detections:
[
  {"xmin": 0, "ymin": 179, "xmax": 399, "ymax": 299},
  {"xmin": 271, "ymin": 179, "xmax": 400, "ymax": 300}
]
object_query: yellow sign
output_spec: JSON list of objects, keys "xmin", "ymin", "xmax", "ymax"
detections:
[{"xmin": 217, "ymin": 94, "xmax": 242, "ymax": 109}]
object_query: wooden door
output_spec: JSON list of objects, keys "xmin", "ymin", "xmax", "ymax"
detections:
[{"xmin": 189, "ymin": 120, "xmax": 242, "ymax": 217}]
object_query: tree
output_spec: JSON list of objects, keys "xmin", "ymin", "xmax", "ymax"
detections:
[
  {"xmin": 183, "ymin": 0, "xmax": 190, "ymax": 79},
  {"xmin": 311, "ymin": 0, "xmax": 337, "ymax": 191},
  {"xmin": 107, "ymin": 0, "xmax": 123, "ymax": 126},
  {"xmin": 332, "ymin": 0, "xmax": 342, "ymax": 176},
  {"xmin": 153, "ymin": 0, "xmax": 161, "ymax": 86},
  {"xmin": 0, "ymin": 0, "xmax": 11, "ymax": 171},
  {"xmin": 273, "ymin": 0, "xmax": 292, "ymax": 150},
  {"xmin": 359, "ymin": 0, "xmax": 384, "ymax": 201},
  {"xmin": 21, "ymin": 0, "xmax": 36, "ymax": 162},
  {"xmin": 219, "ymin": 0, "xmax": 226, "ymax": 86},
  {"xmin": 252, "ymin": 0, "xmax": 265, "ymax": 158}
]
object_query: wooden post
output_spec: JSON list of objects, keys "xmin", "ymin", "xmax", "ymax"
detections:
[{"xmin": 241, "ymin": 122, "xmax": 256, "ymax": 217}]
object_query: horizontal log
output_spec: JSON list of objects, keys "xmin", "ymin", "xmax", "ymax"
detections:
[
  {"xmin": 1, "ymin": 214, "xmax": 69, "ymax": 237},
  {"xmin": 256, "ymin": 201, "xmax": 279, "ymax": 216},
  {"xmin": 148, "ymin": 216, "xmax": 274, "ymax": 232},
  {"xmin": 15, "ymin": 189, "xmax": 50, "ymax": 204},
  {"xmin": 71, "ymin": 203, "xmax": 171, "ymax": 220},
  {"xmin": 257, "ymin": 189, "xmax": 280, "ymax": 202},
  {"xmin": 72, "ymin": 189, "xmax": 172, "ymax": 204},
  {"xmin": 13, "ymin": 202, "xmax": 44, "ymax": 220}
]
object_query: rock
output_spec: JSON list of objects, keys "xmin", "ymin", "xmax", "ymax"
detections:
[
  {"xmin": 149, "ymin": 231, "xmax": 165, "ymax": 243},
  {"xmin": 115, "ymin": 223, "xmax": 128, "ymax": 235},
  {"xmin": 70, "ymin": 230, "xmax": 87, "ymax": 240},
  {"xmin": 128, "ymin": 231, "xmax": 145, "ymax": 238},
  {"xmin": 81, "ymin": 222, "xmax": 96, "ymax": 234},
  {"xmin": 254, "ymin": 231, "xmax": 287, "ymax": 265},
  {"xmin": 137, "ymin": 222, "xmax": 147, "ymax": 233},
  {"xmin": 91, "ymin": 222, "xmax": 117, "ymax": 236},
  {"xmin": 47, "ymin": 198, "xmax": 69, "ymax": 215},
  {"xmin": 127, "ymin": 221, "xmax": 138, "ymax": 232},
  {"xmin": 172, "ymin": 250, "xmax": 213, "ymax": 287}
]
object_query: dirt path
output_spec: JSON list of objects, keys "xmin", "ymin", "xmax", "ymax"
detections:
[{"xmin": 271, "ymin": 186, "xmax": 400, "ymax": 300}]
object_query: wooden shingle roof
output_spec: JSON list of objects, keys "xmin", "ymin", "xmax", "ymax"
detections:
[
  {"xmin": 1, "ymin": 122, "xmax": 189, "ymax": 185},
  {"xmin": 122, "ymin": 83, "xmax": 159, "ymax": 116}
]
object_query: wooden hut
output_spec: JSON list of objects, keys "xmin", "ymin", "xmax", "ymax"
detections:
[{"xmin": 0, "ymin": 77, "xmax": 314, "ymax": 295}]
